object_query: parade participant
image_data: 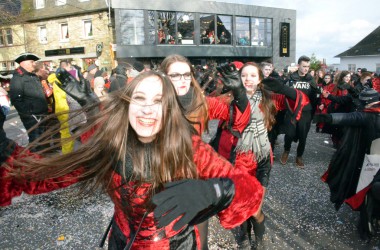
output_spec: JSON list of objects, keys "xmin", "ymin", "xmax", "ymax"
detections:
[
  {"xmin": 109, "ymin": 65, "xmax": 128, "ymax": 92},
  {"xmin": 319, "ymin": 71, "xmax": 351, "ymax": 147},
  {"xmin": 160, "ymin": 54, "xmax": 250, "ymax": 137},
  {"xmin": 9, "ymin": 53, "xmax": 49, "ymax": 151},
  {"xmin": 160, "ymin": 54, "xmax": 251, "ymax": 249},
  {"xmin": 210, "ymin": 62, "xmax": 309, "ymax": 249},
  {"xmin": 280, "ymin": 55, "xmax": 318, "ymax": 168},
  {"xmin": 315, "ymin": 73, "xmax": 333, "ymax": 133},
  {"xmin": 0, "ymin": 71, "xmax": 264, "ymax": 249},
  {"xmin": 313, "ymin": 88, "xmax": 380, "ymax": 240}
]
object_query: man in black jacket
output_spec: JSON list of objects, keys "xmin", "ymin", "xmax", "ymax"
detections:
[
  {"xmin": 280, "ymin": 55, "xmax": 318, "ymax": 168},
  {"xmin": 109, "ymin": 65, "xmax": 128, "ymax": 92},
  {"xmin": 9, "ymin": 53, "xmax": 48, "ymax": 149}
]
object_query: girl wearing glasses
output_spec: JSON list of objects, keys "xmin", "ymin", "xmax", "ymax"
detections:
[{"xmin": 160, "ymin": 54, "xmax": 252, "ymax": 249}]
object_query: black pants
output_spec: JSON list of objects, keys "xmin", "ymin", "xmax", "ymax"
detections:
[
  {"xmin": 284, "ymin": 111, "xmax": 312, "ymax": 157},
  {"xmin": 21, "ymin": 115, "xmax": 47, "ymax": 152},
  {"xmin": 269, "ymin": 110, "xmax": 286, "ymax": 151}
]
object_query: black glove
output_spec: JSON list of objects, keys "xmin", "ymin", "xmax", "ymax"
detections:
[
  {"xmin": 55, "ymin": 68, "xmax": 99, "ymax": 107},
  {"xmin": 262, "ymin": 77, "xmax": 296, "ymax": 100},
  {"xmin": 216, "ymin": 63, "xmax": 247, "ymax": 112},
  {"xmin": 152, "ymin": 178, "xmax": 234, "ymax": 231},
  {"xmin": 312, "ymin": 114, "xmax": 332, "ymax": 124}
]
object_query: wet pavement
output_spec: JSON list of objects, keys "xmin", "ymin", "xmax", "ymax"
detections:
[{"xmin": 1, "ymin": 109, "xmax": 379, "ymax": 249}]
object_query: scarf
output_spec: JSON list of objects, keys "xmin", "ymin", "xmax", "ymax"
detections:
[
  {"xmin": 178, "ymin": 86, "xmax": 194, "ymax": 110},
  {"xmin": 235, "ymin": 90, "xmax": 271, "ymax": 162}
]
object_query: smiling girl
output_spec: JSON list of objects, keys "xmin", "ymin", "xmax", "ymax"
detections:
[{"xmin": 0, "ymin": 71, "xmax": 264, "ymax": 249}]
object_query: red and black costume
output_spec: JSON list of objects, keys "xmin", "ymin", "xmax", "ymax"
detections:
[
  {"xmin": 0, "ymin": 133, "xmax": 263, "ymax": 249},
  {"xmin": 210, "ymin": 86, "xmax": 309, "ymax": 186},
  {"xmin": 283, "ymin": 71, "xmax": 317, "ymax": 159},
  {"xmin": 316, "ymin": 97, "xmax": 380, "ymax": 240}
]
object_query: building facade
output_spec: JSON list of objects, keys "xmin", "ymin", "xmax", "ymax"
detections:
[
  {"xmin": 0, "ymin": 0, "xmax": 116, "ymax": 75},
  {"xmin": 112, "ymin": 0, "xmax": 296, "ymax": 70},
  {"xmin": 335, "ymin": 26, "xmax": 380, "ymax": 74}
]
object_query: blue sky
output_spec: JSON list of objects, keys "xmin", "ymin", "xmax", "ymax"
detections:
[{"xmin": 207, "ymin": 0, "xmax": 379, "ymax": 65}]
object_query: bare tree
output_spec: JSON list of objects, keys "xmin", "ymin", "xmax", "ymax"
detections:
[{"xmin": 0, "ymin": 0, "xmax": 33, "ymax": 25}]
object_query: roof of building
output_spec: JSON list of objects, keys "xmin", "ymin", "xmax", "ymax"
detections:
[{"xmin": 335, "ymin": 26, "xmax": 380, "ymax": 57}]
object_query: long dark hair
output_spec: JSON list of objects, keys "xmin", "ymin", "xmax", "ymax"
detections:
[
  {"xmin": 240, "ymin": 62, "xmax": 277, "ymax": 131},
  {"xmin": 6, "ymin": 71, "xmax": 197, "ymax": 197},
  {"xmin": 160, "ymin": 54, "xmax": 209, "ymax": 134}
]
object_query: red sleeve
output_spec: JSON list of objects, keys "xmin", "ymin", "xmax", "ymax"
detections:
[
  {"xmin": 0, "ymin": 145, "xmax": 81, "ymax": 207},
  {"xmin": 192, "ymin": 136, "xmax": 264, "ymax": 229},
  {"xmin": 285, "ymin": 90, "xmax": 310, "ymax": 121},
  {"xmin": 372, "ymin": 77, "xmax": 380, "ymax": 93},
  {"xmin": 271, "ymin": 93, "xmax": 286, "ymax": 111},
  {"xmin": 206, "ymin": 96, "xmax": 250, "ymax": 134}
]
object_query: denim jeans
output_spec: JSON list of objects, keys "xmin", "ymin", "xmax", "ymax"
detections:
[{"xmin": 1, "ymin": 105, "xmax": 10, "ymax": 116}]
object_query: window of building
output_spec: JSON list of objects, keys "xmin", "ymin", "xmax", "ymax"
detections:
[
  {"xmin": 217, "ymin": 15, "xmax": 232, "ymax": 45},
  {"xmin": 200, "ymin": 14, "xmax": 216, "ymax": 45},
  {"xmin": 60, "ymin": 23, "xmax": 69, "ymax": 41},
  {"xmin": 177, "ymin": 12, "xmax": 194, "ymax": 45},
  {"xmin": 119, "ymin": 10, "xmax": 144, "ymax": 45},
  {"xmin": 0, "ymin": 31, "xmax": 4, "ymax": 46},
  {"xmin": 236, "ymin": 17, "xmax": 250, "ymax": 46},
  {"xmin": 0, "ymin": 62, "xmax": 6, "ymax": 71},
  {"xmin": 38, "ymin": 26, "xmax": 47, "ymax": 43},
  {"xmin": 9, "ymin": 62, "xmax": 15, "ymax": 70},
  {"xmin": 5, "ymin": 29, "xmax": 13, "ymax": 45},
  {"xmin": 157, "ymin": 11, "xmax": 176, "ymax": 44},
  {"xmin": 348, "ymin": 64, "xmax": 356, "ymax": 72},
  {"xmin": 35, "ymin": 0, "xmax": 45, "ymax": 9},
  {"xmin": 83, "ymin": 20, "xmax": 93, "ymax": 38},
  {"xmin": 265, "ymin": 18, "xmax": 272, "ymax": 46},
  {"xmin": 0, "ymin": 29, "xmax": 13, "ymax": 46},
  {"xmin": 147, "ymin": 11, "xmax": 156, "ymax": 45},
  {"xmin": 56, "ymin": 0, "xmax": 66, "ymax": 6},
  {"xmin": 252, "ymin": 18, "xmax": 272, "ymax": 47}
]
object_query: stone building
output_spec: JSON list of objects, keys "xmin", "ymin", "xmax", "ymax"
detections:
[{"xmin": 0, "ymin": 0, "xmax": 116, "ymax": 74}]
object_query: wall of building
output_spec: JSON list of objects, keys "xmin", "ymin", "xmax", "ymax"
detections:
[
  {"xmin": 340, "ymin": 56, "xmax": 380, "ymax": 73},
  {"xmin": 24, "ymin": 11, "xmax": 114, "ymax": 71},
  {"xmin": 0, "ymin": 24, "xmax": 25, "ymax": 71}
]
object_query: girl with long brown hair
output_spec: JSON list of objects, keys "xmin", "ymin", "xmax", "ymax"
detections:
[
  {"xmin": 160, "ymin": 54, "xmax": 251, "ymax": 249},
  {"xmin": 0, "ymin": 70, "xmax": 264, "ymax": 249},
  {"xmin": 160, "ymin": 54, "xmax": 250, "ymax": 136},
  {"xmin": 210, "ymin": 62, "xmax": 309, "ymax": 249}
]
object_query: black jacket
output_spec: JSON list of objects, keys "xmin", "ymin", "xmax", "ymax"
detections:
[
  {"xmin": 287, "ymin": 72, "xmax": 318, "ymax": 112},
  {"xmin": 109, "ymin": 75, "xmax": 127, "ymax": 93},
  {"xmin": 9, "ymin": 67, "xmax": 48, "ymax": 119},
  {"xmin": 327, "ymin": 106, "xmax": 380, "ymax": 209}
]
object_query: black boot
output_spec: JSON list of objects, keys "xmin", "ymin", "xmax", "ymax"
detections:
[
  {"xmin": 251, "ymin": 215, "xmax": 266, "ymax": 250},
  {"xmin": 231, "ymin": 221, "xmax": 251, "ymax": 250}
]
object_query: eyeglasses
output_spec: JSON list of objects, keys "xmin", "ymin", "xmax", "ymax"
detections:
[{"xmin": 168, "ymin": 72, "xmax": 192, "ymax": 81}]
